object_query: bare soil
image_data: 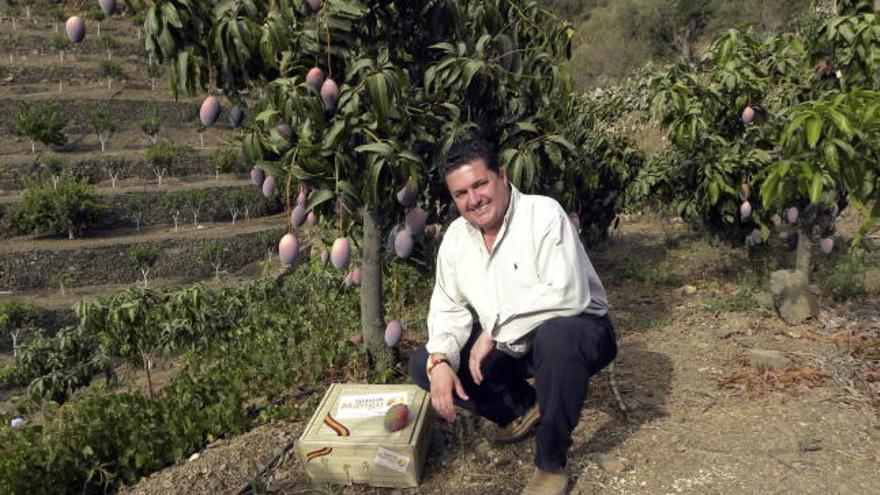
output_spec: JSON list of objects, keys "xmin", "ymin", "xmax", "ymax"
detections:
[{"xmin": 121, "ymin": 217, "xmax": 880, "ymax": 495}]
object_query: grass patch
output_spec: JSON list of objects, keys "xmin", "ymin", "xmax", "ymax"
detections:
[{"xmin": 618, "ymin": 260, "xmax": 684, "ymax": 287}]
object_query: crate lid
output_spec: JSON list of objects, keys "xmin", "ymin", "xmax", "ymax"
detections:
[{"xmin": 300, "ymin": 383, "xmax": 430, "ymax": 446}]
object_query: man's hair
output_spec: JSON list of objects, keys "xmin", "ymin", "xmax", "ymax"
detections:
[{"xmin": 441, "ymin": 139, "xmax": 499, "ymax": 177}]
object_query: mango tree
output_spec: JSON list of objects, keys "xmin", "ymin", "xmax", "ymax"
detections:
[
  {"xmin": 144, "ymin": 0, "xmax": 586, "ymax": 370},
  {"xmin": 647, "ymin": 0, "xmax": 880, "ymax": 279}
]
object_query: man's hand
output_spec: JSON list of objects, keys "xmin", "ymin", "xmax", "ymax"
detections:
[
  {"xmin": 468, "ymin": 330, "xmax": 495, "ymax": 385},
  {"xmin": 429, "ymin": 363, "xmax": 469, "ymax": 422}
]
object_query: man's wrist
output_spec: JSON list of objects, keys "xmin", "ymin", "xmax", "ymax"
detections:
[{"xmin": 427, "ymin": 356, "xmax": 451, "ymax": 375}]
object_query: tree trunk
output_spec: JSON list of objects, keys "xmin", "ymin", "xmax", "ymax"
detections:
[
  {"xmin": 142, "ymin": 269, "xmax": 149, "ymax": 288},
  {"xmin": 361, "ymin": 207, "xmax": 394, "ymax": 370},
  {"xmin": 795, "ymin": 223, "xmax": 812, "ymax": 280},
  {"xmin": 143, "ymin": 353, "xmax": 154, "ymax": 399}
]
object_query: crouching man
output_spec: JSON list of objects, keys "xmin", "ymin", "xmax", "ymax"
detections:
[{"xmin": 409, "ymin": 139, "xmax": 617, "ymax": 495}]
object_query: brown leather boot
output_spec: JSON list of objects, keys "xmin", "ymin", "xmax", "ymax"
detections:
[
  {"xmin": 494, "ymin": 403, "xmax": 540, "ymax": 445},
  {"xmin": 521, "ymin": 467, "xmax": 568, "ymax": 495}
]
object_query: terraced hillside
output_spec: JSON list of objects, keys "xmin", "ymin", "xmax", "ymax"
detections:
[{"xmin": 0, "ymin": 7, "xmax": 284, "ymax": 335}]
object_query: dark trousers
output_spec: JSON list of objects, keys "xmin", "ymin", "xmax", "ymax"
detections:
[{"xmin": 409, "ymin": 313, "xmax": 617, "ymax": 471}]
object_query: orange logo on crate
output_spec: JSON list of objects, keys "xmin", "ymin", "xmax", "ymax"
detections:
[
  {"xmin": 305, "ymin": 447, "xmax": 333, "ymax": 462},
  {"xmin": 323, "ymin": 413, "xmax": 351, "ymax": 437}
]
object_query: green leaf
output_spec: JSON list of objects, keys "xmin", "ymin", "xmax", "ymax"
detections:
[
  {"xmin": 808, "ymin": 173, "xmax": 823, "ymax": 205},
  {"xmin": 806, "ymin": 117, "xmax": 822, "ymax": 149},
  {"xmin": 354, "ymin": 142, "xmax": 394, "ymax": 155}
]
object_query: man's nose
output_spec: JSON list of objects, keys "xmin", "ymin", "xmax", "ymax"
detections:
[{"xmin": 466, "ymin": 189, "xmax": 480, "ymax": 207}]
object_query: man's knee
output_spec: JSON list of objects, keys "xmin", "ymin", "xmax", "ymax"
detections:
[
  {"xmin": 408, "ymin": 345, "xmax": 430, "ymax": 391},
  {"xmin": 533, "ymin": 314, "xmax": 616, "ymax": 375}
]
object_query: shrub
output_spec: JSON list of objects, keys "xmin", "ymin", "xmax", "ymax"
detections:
[
  {"xmin": 50, "ymin": 34, "xmax": 70, "ymax": 52},
  {"xmin": 9, "ymin": 173, "xmax": 105, "ymax": 239},
  {"xmin": 99, "ymin": 60, "xmax": 122, "ymax": 78},
  {"xmin": 211, "ymin": 147, "xmax": 239, "ymax": 175},
  {"xmin": 198, "ymin": 241, "xmax": 228, "ymax": 278},
  {"xmin": 0, "ymin": 299, "xmax": 40, "ymax": 352},
  {"xmin": 818, "ymin": 248, "xmax": 869, "ymax": 301}
]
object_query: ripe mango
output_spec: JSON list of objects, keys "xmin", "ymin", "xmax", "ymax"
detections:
[
  {"xmin": 384, "ymin": 404, "xmax": 409, "ymax": 432},
  {"xmin": 200, "ymin": 96, "xmax": 221, "ymax": 127},
  {"xmin": 740, "ymin": 201, "xmax": 752, "ymax": 220},
  {"xmin": 306, "ymin": 67, "xmax": 325, "ymax": 89},
  {"xmin": 384, "ymin": 320, "xmax": 403, "ymax": 347},
  {"xmin": 279, "ymin": 233, "xmax": 299, "ymax": 265},
  {"xmin": 321, "ymin": 79, "xmax": 339, "ymax": 111},
  {"xmin": 394, "ymin": 230, "xmax": 414, "ymax": 258},
  {"xmin": 66, "ymin": 16, "xmax": 86, "ymax": 44},
  {"xmin": 331, "ymin": 237, "xmax": 350, "ymax": 269}
]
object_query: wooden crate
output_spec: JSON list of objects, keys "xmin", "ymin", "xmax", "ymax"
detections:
[{"xmin": 295, "ymin": 383, "xmax": 434, "ymax": 488}]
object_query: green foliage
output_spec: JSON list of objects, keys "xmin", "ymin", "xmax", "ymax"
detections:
[
  {"xmin": 13, "ymin": 105, "xmax": 68, "ymax": 151},
  {"xmin": 138, "ymin": 106, "xmax": 161, "ymax": 143},
  {"xmin": 50, "ymin": 34, "xmax": 70, "ymax": 52},
  {"xmin": 704, "ymin": 288, "xmax": 759, "ymax": 312},
  {"xmin": 646, "ymin": 12, "xmax": 880, "ymax": 248},
  {"xmin": 618, "ymin": 260, "xmax": 685, "ymax": 287},
  {"xmin": 87, "ymin": 109, "xmax": 118, "ymax": 151},
  {"xmin": 817, "ymin": 247, "xmax": 869, "ymax": 300},
  {"xmin": 0, "ymin": 261, "xmax": 394, "ymax": 492},
  {"xmin": 198, "ymin": 241, "xmax": 228, "ymax": 278},
  {"xmin": 145, "ymin": 143, "xmax": 190, "ymax": 172},
  {"xmin": 46, "ymin": 7, "xmax": 66, "ymax": 22},
  {"xmin": 39, "ymin": 154, "xmax": 64, "ymax": 178},
  {"xmin": 127, "ymin": 245, "xmax": 161, "ymax": 287},
  {"xmin": 0, "ymin": 299, "xmax": 40, "ymax": 350},
  {"xmin": 9, "ymin": 173, "xmax": 105, "ymax": 239},
  {"xmin": 100, "ymin": 36, "xmax": 120, "ymax": 53},
  {"xmin": 211, "ymin": 147, "xmax": 240, "ymax": 174},
  {"xmin": 99, "ymin": 60, "xmax": 123, "ymax": 78},
  {"xmin": 85, "ymin": 5, "xmax": 105, "ymax": 21}
]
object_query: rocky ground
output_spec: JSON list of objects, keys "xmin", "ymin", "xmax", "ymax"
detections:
[{"xmin": 122, "ymin": 215, "xmax": 880, "ymax": 495}]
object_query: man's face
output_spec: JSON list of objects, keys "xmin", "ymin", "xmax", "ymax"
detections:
[{"xmin": 445, "ymin": 158, "xmax": 510, "ymax": 236}]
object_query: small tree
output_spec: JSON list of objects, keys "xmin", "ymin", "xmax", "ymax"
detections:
[
  {"xmin": 0, "ymin": 300, "xmax": 39, "ymax": 357},
  {"xmin": 20, "ymin": 0, "xmax": 32, "ymax": 19},
  {"xmin": 101, "ymin": 36, "xmax": 120, "ymax": 61},
  {"xmin": 198, "ymin": 241, "xmax": 228, "ymax": 279},
  {"xmin": 211, "ymin": 147, "xmax": 238, "ymax": 180},
  {"xmin": 147, "ymin": 61, "xmax": 162, "ymax": 91},
  {"xmin": 145, "ymin": 143, "xmax": 179, "ymax": 186},
  {"xmin": 128, "ymin": 196, "xmax": 147, "ymax": 230},
  {"xmin": 47, "ymin": 7, "xmax": 65, "ymax": 33},
  {"xmin": 50, "ymin": 34, "xmax": 70, "ymax": 63},
  {"xmin": 39, "ymin": 154, "xmax": 64, "ymax": 191},
  {"xmin": 13, "ymin": 105, "xmax": 67, "ymax": 153},
  {"xmin": 101, "ymin": 156, "xmax": 125, "ymax": 188},
  {"xmin": 99, "ymin": 60, "xmax": 122, "ymax": 90},
  {"xmin": 127, "ymin": 245, "xmax": 161, "ymax": 287},
  {"xmin": 225, "ymin": 189, "xmax": 251, "ymax": 226},
  {"xmin": 88, "ymin": 109, "xmax": 118, "ymax": 152},
  {"xmin": 186, "ymin": 189, "xmax": 208, "ymax": 226},
  {"xmin": 138, "ymin": 114, "xmax": 161, "ymax": 144},
  {"xmin": 86, "ymin": 5, "xmax": 105, "ymax": 37},
  {"xmin": 162, "ymin": 191, "xmax": 187, "ymax": 232},
  {"xmin": 9, "ymin": 173, "xmax": 105, "ymax": 239}
]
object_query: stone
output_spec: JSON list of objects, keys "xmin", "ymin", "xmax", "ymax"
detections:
[
  {"xmin": 475, "ymin": 439, "xmax": 492, "ymax": 457},
  {"xmin": 753, "ymin": 291, "xmax": 774, "ymax": 310},
  {"xmin": 748, "ymin": 349, "xmax": 791, "ymax": 372},
  {"xmin": 777, "ymin": 289, "xmax": 819, "ymax": 325},
  {"xmin": 679, "ymin": 285, "xmax": 698, "ymax": 296},
  {"xmin": 769, "ymin": 270, "xmax": 818, "ymax": 325},
  {"xmin": 798, "ymin": 437, "xmax": 822, "ymax": 452},
  {"xmin": 592, "ymin": 453, "xmax": 626, "ymax": 473}
]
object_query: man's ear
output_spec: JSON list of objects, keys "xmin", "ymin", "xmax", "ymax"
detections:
[{"xmin": 499, "ymin": 168, "xmax": 509, "ymax": 186}]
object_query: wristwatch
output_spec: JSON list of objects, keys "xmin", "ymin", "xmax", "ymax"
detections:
[{"xmin": 427, "ymin": 357, "xmax": 451, "ymax": 375}]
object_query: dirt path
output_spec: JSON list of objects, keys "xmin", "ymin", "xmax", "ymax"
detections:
[{"xmin": 123, "ymin": 217, "xmax": 880, "ymax": 495}]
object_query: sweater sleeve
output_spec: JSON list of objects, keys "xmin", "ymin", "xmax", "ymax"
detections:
[{"xmin": 425, "ymin": 240, "xmax": 473, "ymax": 372}]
